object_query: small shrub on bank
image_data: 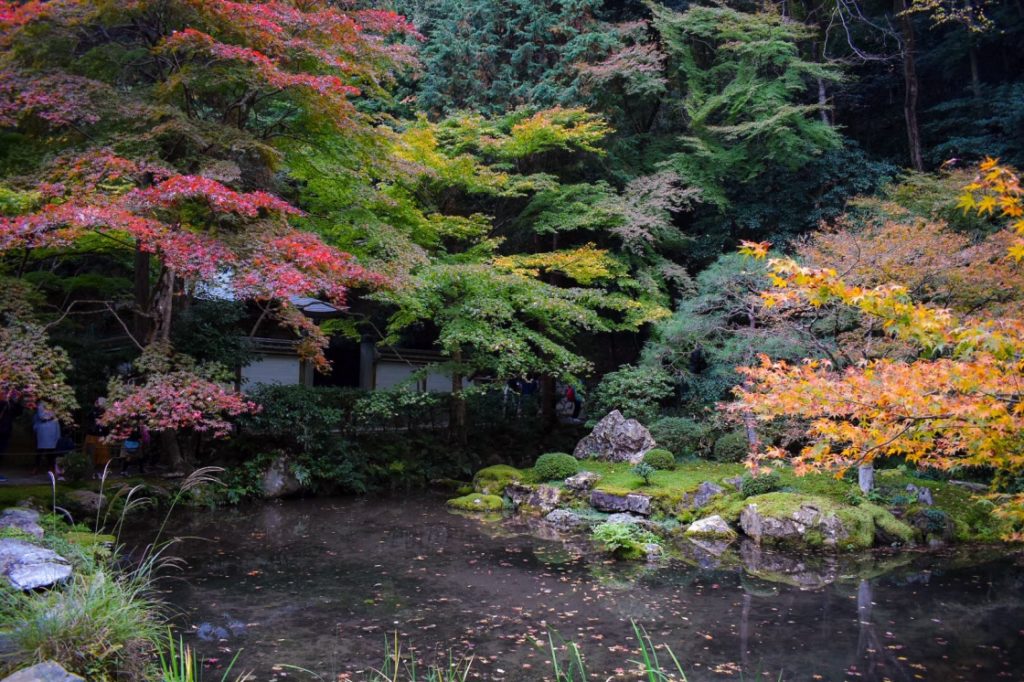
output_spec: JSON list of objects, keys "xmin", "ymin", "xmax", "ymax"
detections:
[
  {"xmin": 632, "ymin": 462, "xmax": 655, "ymax": 485},
  {"xmin": 713, "ymin": 430, "xmax": 749, "ymax": 463},
  {"xmin": 533, "ymin": 453, "xmax": 578, "ymax": 481},
  {"xmin": 591, "ymin": 522, "xmax": 660, "ymax": 560},
  {"xmin": 741, "ymin": 471, "xmax": 781, "ymax": 498},
  {"xmin": 643, "ymin": 449, "xmax": 675, "ymax": 470}
]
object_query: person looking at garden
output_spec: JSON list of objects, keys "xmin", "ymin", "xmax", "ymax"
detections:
[{"xmin": 32, "ymin": 402, "xmax": 61, "ymax": 479}]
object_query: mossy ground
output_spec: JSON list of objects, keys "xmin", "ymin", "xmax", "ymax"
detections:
[
  {"xmin": 471, "ymin": 458, "xmax": 1005, "ymax": 544},
  {"xmin": 472, "ymin": 465, "xmax": 534, "ymax": 494},
  {"xmin": 446, "ymin": 493, "xmax": 505, "ymax": 512}
]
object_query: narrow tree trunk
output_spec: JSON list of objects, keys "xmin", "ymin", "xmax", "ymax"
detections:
[
  {"xmin": 133, "ymin": 247, "xmax": 150, "ymax": 342},
  {"xmin": 159, "ymin": 429, "xmax": 186, "ymax": 472},
  {"xmin": 968, "ymin": 43, "xmax": 982, "ymax": 99},
  {"xmin": 450, "ymin": 349, "xmax": 466, "ymax": 445},
  {"xmin": 858, "ymin": 463, "xmax": 875, "ymax": 494},
  {"xmin": 896, "ymin": 0, "xmax": 925, "ymax": 171}
]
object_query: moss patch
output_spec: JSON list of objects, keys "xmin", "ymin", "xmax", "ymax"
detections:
[
  {"xmin": 472, "ymin": 465, "xmax": 528, "ymax": 494},
  {"xmin": 447, "ymin": 493, "xmax": 505, "ymax": 512}
]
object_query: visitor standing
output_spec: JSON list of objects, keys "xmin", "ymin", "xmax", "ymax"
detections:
[{"xmin": 33, "ymin": 403, "xmax": 61, "ymax": 478}]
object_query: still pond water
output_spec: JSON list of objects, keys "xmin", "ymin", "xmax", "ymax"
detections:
[{"xmin": 146, "ymin": 494, "xmax": 1024, "ymax": 681}]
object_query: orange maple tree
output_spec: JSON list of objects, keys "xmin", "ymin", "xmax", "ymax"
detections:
[{"xmin": 732, "ymin": 159, "xmax": 1024, "ymax": 538}]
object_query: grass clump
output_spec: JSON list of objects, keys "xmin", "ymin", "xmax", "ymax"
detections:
[
  {"xmin": 642, "ymin": 449, "xmax": 675, "ymax": 470},
  {"xmin": 533, "ymin": 453, "xmax": 578, "ymax": 481},
  {"xmin": 741, "ymin": 471, "xmax": 780, "ymax": 498},
  {"xmin": 472, "ymin": 465, "xmax": 526, "ymax": 494},
  {"xmin": 712, "ymin": 430, "xmax": 749, "ymax": 463},
  {"xmin": 446, "ymin": 493, "xmax": 505, "ymax": 512}
]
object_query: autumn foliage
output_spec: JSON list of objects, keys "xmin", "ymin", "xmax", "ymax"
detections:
[{"xmin": 733, "ymin": 160, "xmax": 1024, "ymax": 537}]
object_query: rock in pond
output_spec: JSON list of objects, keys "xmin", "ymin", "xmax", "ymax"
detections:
[
  {"xmin": 0, "ymin": 508, "xmax": 43, "ymax": 539},
  {"xmin": 685, "ymin": 515, "xmax": 737, "ymax": 539},
  {"xmin": 590, "ymin": 490, "xmax": 651, "ymax": 516},
  {"xmin": 65, "ymin": 490, "xmax": 105, "ymax": 513},
  {"xmin": 564, "ymin": 471, "xmax": 601, "ymax": 491},
  {"xmin": 572, "ymin": 410, "xmax": 656, "ymax": 463},
  {"xmin": 0, "ymin": 539, "xmax": 72, "ymax": 590},
  {"xmin": 739, "ymin": 493, "xmax": 913, "ymax": 550},
  {"xmin": 545, "ymin": 509, "xmax": 583, "ymax": 531},
  {"xmin": 691, "ymin": 481, "xmax": 725, "ymax": 509},
  {"xmin": 505, "ymin": 483, "xmax": 562, "ymax": 513},
  {"xmin": 261, "ymin": 456, "xmax": 305, "ymax": 499},
  {"xmin": 643, "ymin": 543, "xmax": 663, "ymax": 561},
  {"xmin": 1, "ymin": 661, "xmax": 85, "ymax": 682}
]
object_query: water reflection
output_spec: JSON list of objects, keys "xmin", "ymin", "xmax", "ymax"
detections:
[{"xmin": 135, "ymin": 495, "xmax": 1024, "ymax": 681}]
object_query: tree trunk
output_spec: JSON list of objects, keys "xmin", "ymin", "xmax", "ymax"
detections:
[
  {"xmin": 896, "ymin": 0, "xmax": 925, "ymax": 171},
  {"xmin": 450, "ymin": 349, "xmax": 466, "ymax": 445},
  {"xmin": 968, "ymin": 42, "xmax": 982, "ymax": 99},
  {"xmin": 149, "ymin": 268, "xmax": 175, "ymax": 344},
  {"xmin": 159, "ymin": 429, "xmax": 187, "ymax": 472},
  {"xmin": 133, "ymin": 247, "xmax": 150, "ymax": 342},
  {"xmin": 858, "ymin": 463, "xmax": 875, "ymax": 494},
  {"xmin": 540, "ymin": 375, "xmax": 557, "ymax": 431}
]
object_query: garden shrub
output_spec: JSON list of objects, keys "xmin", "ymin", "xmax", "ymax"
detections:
[
  {"xmin": 588, "ymin": 365, "xmax": 675, "ymax": 425},
  {"xmin": 533, "ymin": 453, "xmax": 578, "ymax": 481},
  {"xmin": 591, "ymin": 522, "xmax": 660, "ymax": 560},
  {"xmin": 741, "ymin": 471, "xmax": 780, "ymax": 498},
  {"xmin": 712, "ymin": 430, "xmax": 749, "ymax": 463},
  {"xmin": 632, "ymin": 462, "xmax": 655, "ymax": 485},
  {"xmin": 649, "ymin": 417, "xmax": 714, "ymax": 457},
  {"xmin": 642, "ymin": 449, "xmax": 675, "ymax": 470}
]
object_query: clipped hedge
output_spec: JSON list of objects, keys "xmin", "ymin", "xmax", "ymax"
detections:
[
  {"xmin": 643, "ymin": 449, "xmax": 676, "ymax": 470},
  {"xmin": 533, "ymin": 452, "xmax": 579, "ymax": 481}
]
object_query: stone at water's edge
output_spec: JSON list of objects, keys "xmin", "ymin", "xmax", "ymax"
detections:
[
  {"xmin": 589, "ymin": 490, "xmax": 651, "ymax": 516},
  {"xmin": 685, "ymin": 515, "xmax": 737, "ymax": 539},
  {"xmin": 564, "ymin": 471, "xmax": 601, "ymax": 491},
  {"xmin": 261, "ymin": 456, "xmax": 304, "ymax": 499},
  {"xmin": 545, "ymin": 509, "xmax": 582, "ymax": 531},
  {"xmin": 65, "ymin": 490, "xmax": 105, "ymax": 514},
  {"xmin": 0, "ymin": 508, "xmax": 44, "ymax": 539},
  {"xmin": 740, "ymin": 499, "xmax": 849, "ymax": 548},
  {"xmin": 739, "ymin": 541, "xmax": 840, "ymax": 590},
  {"xmin": 1, "ymin": 662, "xmax": 85, "ymax": 682},
  {"xmin": 572, "ymin": 410, "xmax": 656, "ymax": 463},
  {"xmin": 0, "ymin": 538, "xmax": 72, "ymax": 590},
  {"xmin": 505, "ymin": 484, "xmax": 562, "ymax": 513}
]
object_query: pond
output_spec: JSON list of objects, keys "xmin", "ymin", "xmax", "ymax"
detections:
[{"xmin": 140, "ymin": 494, "xmax": 1024, "ymax": 681}]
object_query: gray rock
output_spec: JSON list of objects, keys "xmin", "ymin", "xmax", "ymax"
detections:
[
  {"xmin": 692, "ymin": 481, "xmax": 725, "ymax": 509},
  {"xmin": 564, "ymin": 471, "xmax": 601, "ymax": 491},
  {"xmin": 545, "ymin": 509, "xmax": 582, "ymax": 531},
  {"xmin": 65, "ymin": 490, "xmax": 105, "ymax": 513},
  {"xmin": 724, "ymin": 476, "xmax": 744, "ymax": 491},
  {"xmin": 643, "ymin": 543, "xmax": 663, "ymax": 560},
  {"xmin": 261, "ymin": 456, "xmax": 304, "ymax": 499},
  {"xmin": 1, "ymin": 661, "xmax": 85, "ymax": 682},
  {"xmin": 0, "ymin": 539, "xmax": 72, "ymax": 591},
  {"xmin": 573, "ymin": 410, "xmax": 656, "ymax": 463},
  {"xmin": 685, "ymin": 515, "xmax": 737, "ymax": 539},
  {"xmin": 740, "ymin": 501, "xmax": 849, "ymax": 548},
  {"xmin": 905, "ymin": 483, "xmax": 934, "ymax": 505},
  {"xmin": 0, "ymin": 508, "xmax": 44, "ymax": 539},
  {"xmin": 949, "ymin": 480, "xmax": 988, "ymax": 492},
  {"xmin": 739, "ymin": 541, "xmax": 839, "ymax": 590},
  {"xmin": 505, "ymin": 484, "xmax": 562, "ymax": 513},
  {"xmin": 589, "ymin": 490, "xmax": 651, "ymax": 516},
  {"xmin": 606, "ymin": 512, "xmax": 642, "ymax": 525},
  {"xmin": 504, "ymin": 483, "xmax": 533, "ymax": 508}
]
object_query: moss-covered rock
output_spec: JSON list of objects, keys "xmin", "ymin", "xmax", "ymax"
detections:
[
  {"xmin": 740, "ymin": 492, "xmax": 913, "ymax": 551},
  {"xmin": 473, "ymin": 465, "xmax": 525, "ymax": 494},
  {"xmin": 447, "ymin": 494, "xmax": 505, "ymax": 512}
]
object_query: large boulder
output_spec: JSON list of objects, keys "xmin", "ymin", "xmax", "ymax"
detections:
[
  {"xmin": 0, "ymin": 508, "xmax": 44, "ymax": 539},
  {"xmin": 691, "ymin": 481, "xmax": 725, "ymax": 509},
  {"xmin": 0, "ymin": 539, "xmax": 72, "ymax": 591},
  {"xmin": 504, "ymin": 484, "xmax": 562, "ymax": 513},
  {"xmin": 1, "ymin": 661, "xmax": 85, "ymax": 682},
  {"xmin": 261, "ymin": 456, "xmax": 304, "ymax": 499},
  {"xmin": 590, "ymin": 490, "xmax": 652, "ymax": 516},
  {"xmin": 545, "ymin": 509, "xmax": 583, "ymax": 532},
  {"xmin": 739, "ymin": 493, "xmax": 912, "ymax": 550},
  {"xmin": 573, "ymin": 410, "xmax": 656, "ymax": 463}
]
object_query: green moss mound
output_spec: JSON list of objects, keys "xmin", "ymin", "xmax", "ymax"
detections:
[
  {"xmin": 741, "ymin": 471, "xmax": 780, "ymax": 498},
  {"xmin": 447, "ymin": 494, "xmax": 505, "ymax": 512},
  {"xmin": 533, "ymin": 452, "xmax": 578, "ymax": 481},
  {"xmin": 472, "ymin": 465, "xmax": 525, "ymax": 494},
  {"xmin": 643, "ymin": 449, "xmax": 675, "ymax": 470}
]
